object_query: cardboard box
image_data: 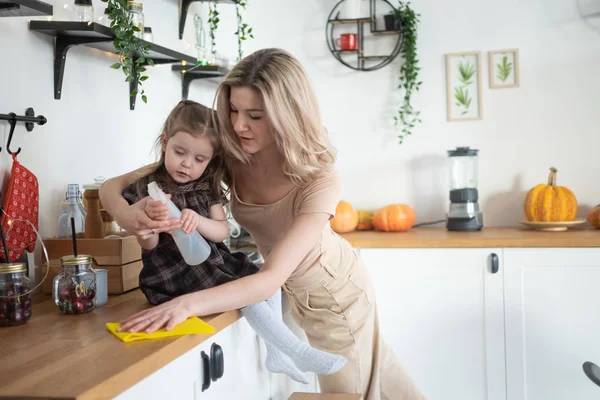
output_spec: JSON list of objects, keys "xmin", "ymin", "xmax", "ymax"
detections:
[
  {"xmin": 42, "ymin": 259, "xmax": 143, "ymax": 295},
  {"xmin": 42, "ymin": 235, "xmax": 141, "ymax": 266}
]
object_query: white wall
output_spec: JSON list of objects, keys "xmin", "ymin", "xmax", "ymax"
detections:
[{"xmin": 1, "ymin": 0, "xmax": 599, "ymax": 278}]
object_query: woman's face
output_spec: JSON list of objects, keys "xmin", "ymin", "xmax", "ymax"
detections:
[{"xmin": 229, "ymin": 86, "xmax": 276, "ymax": 155}]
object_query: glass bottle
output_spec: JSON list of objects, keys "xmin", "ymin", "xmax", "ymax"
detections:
[
  {"xmin": 143, "ymin": 27, "xmax": 153, "ymax": 42},
  {"xmin": 53, "ymin": 255, "xmax": 96, "ymax": 315},
  {"xmin": 73, "ymin": 0, "xmax": 94, "ymax": 22},
  {"xmin": 58, "ymin": 184, "xmax": 86, "ymax": 238},
  {"xmin": 97, "ymin": 7, "xmax": 110, "ymax": 27},
  {"xmin": 128, "ymin": 1, "xmax": 144, "ymax": 39},
  {"xmin": 0, "ymin": 263, "xmax": 32, "ymax": 327}
]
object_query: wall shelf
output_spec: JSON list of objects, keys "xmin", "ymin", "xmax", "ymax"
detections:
[
  {"xmin": 326, "ymin": 0, "xmax": 402, "ymax": 71},
  {"xmin": 172, "ymin": 64, "xmax": 228, "ymax": 100},
  {"xmin": 179, "ymin": 0, "xmax": 238, "ymax": 40},
  {"xmin": 29, "ymin": 21, "xmax": 196, "ymax": 110},
  {"xmin": 0, "ymin": 0, "xmax": 52, "ymax": 17}
]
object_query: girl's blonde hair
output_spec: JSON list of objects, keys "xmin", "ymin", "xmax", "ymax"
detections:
[
  {"xmin": 135, "ymin": 100, "xmax": 228, "ymax": 207},
  {"xmin": 214, "ymin": 48, "xmax": 336, "ymax": 187}
]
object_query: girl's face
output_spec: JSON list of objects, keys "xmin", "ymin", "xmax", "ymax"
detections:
[
  {"xmin": 229, "ymin": 86, "xmax": 276, "ymax": 155},
  {"xmin": 163, "ymin": 131, "xmax": 214, "ymax": 184}
]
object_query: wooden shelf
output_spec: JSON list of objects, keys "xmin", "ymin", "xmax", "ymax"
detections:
[
  {"xmin": 372, "ymin": 29, "xmax": 400, "ymax": 36},
  {"xmin": 328, "ymin": 17, "xmax": 372, "ymax": 25},
  {"xmin": 0, "ymin": 0, "xmax": 52, "ymax": 17},
  {"xmin": 172, "ymin": 64, "xmax": 229, "ymax": 100},
  {"xmin": 179, "ymin": 0, "xmax": 238, "ymax": 39},
  {"xmin": 29, "ymin": 21, "xmax": 196, "ymax": 110}
]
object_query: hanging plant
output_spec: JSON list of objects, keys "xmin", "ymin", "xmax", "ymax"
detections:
[
  {"xmin": 207, "ymin": 3, "xmax": 219, "ymax": 62},
  {"xmin": 101, "ymin": 0, "xmax": 153, "ymax": 104},
  {"xmin": 234, "ymin": 0, "xmax": 254, "ymax": 61},
  {"xmin": 392, "ymin": 1, "xmax": 421, "ymax": 144}
]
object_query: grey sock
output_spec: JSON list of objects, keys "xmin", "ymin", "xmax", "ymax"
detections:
[{"xmin": 242, "ymin": 290, "xmax": 347, "ymax": 376}]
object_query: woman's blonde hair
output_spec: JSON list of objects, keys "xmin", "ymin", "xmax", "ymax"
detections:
[
  {"xmin": 134, "ymin": 100, "xmax": 229, "ymax": 208},
  {"xmin": 214, "ymin": 48, "xmax": 336, "ymax": 186}
]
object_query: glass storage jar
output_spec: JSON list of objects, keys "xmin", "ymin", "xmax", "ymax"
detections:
[
  {"xmin": 0, "ymin": 263, "xmax": 31, "ymax": 327},
  {"xmin": 53, "ymin": 255, "xmax": 96, "ymax": 315},
  {"xmin": 128, "ymin": 1, "xmax": 144, "ymax": 39}
]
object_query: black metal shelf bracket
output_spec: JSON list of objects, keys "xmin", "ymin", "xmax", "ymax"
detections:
[{"xmin": 54, "ymin": 36, "xmax": 113, "ymax": 100}]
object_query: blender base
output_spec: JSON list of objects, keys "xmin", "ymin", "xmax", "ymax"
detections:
[{"xmin": 446, "ymin": 214, "xmax": 484, "ymax": 232}]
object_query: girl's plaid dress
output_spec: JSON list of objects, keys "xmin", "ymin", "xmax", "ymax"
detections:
[{"xmin": 122, "ymin": 179, "xmax": 259, "ymax": 305}]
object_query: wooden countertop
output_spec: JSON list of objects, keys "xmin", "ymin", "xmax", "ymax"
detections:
[
  {"xmin": 233, "ymin": 227, "xmax": 600, "ymax": 251},
  {"xmin": 0, "ymin": 290, "xmax": 241, "ymax": 400}
]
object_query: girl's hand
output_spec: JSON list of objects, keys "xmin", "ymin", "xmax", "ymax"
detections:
[
  {"xmin": 181, "ymin": 208, "xmax": 200, "ymax": 234},
  {"xmin": 131, "ymin": 197, "xmax": 180, "ymax": 240},
  {"xmin": 145, "ymin": 198, "xmax": 169, "ymax": 221},
  {"xmin": 117, "ymin": 295, "xmax": 192, "ymax": 333}
]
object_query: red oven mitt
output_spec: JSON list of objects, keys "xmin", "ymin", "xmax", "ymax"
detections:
[{"xmin": 0, "ymin": 153, "xmax": 39, "ymax": 262}]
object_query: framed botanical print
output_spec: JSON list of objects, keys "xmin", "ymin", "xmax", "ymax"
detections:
[
  {"xmin": 445, "ymin": 51, "xmax": 482, "ymax": 121},
  {"xmin": 489, "ymin": 48, "xmax": 520, "ymax": 88}
]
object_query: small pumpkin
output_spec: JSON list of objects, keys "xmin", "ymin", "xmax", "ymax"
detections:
[
  {"xmin": 588, "ymin": 204, "xmax": 600, "ymax": 229},
  {"xmin": 372, "ymin": 204, "xmax": 416, "ymax": 232},
  {"xmin": 330, "ymin": 200, "xmax": 358, "ymax": 233},
  {"xmin": 356, "ymin": 210, "xmax": 374, "ymax": 231},
  {"xmin": 524, "ymin": 167, "xmax": 578, "ymax": 222}
]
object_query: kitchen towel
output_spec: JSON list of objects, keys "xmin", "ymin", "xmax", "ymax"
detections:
[{"xmin": 106, "ymin": 317, "xmax": 215, "ymax": 342}]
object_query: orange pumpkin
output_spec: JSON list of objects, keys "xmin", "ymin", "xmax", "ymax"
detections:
[
  {"xmin": 588, "ymin": 204, "xmax": 600, "ymax": 228},
  {"xmin": 356, "ymin": 210, "xmax": 374, "ymax": 231},
  {"xmin": 330, "ymin": 200, "xmax": 358, "ymax": 233},
  {"xmin": 524, "ymin": 167, "xmax": 578, "ymax": 222},
  {"xmin": 372, "ymin": 204, "xmax": 416, "ymax": 232}
]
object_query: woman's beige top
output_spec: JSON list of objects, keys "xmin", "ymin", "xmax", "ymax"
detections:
[{"xmin": 230, "ymin": 169, "xmax": 356, "ymax": 279}]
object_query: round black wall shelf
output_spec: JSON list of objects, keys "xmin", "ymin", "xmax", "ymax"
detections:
[{"xmin": 326, "ymin": 0, "xmax": 403, "ymax": 71}]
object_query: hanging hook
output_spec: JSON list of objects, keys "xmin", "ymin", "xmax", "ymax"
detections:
[{"xmin": 6, "ymin": 112, "xmax": 21, "ymax": 156}]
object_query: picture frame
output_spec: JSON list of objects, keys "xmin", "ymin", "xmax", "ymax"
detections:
[
  {"xmin": 488, "ymin": 48, "xmax": 520, "ymax": 88},
  {"xmin": 445, "ymin": 51, "xmax": 482, "ymax": 121}
]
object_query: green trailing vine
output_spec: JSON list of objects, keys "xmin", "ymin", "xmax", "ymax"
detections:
[
  {"xmin": 235, "ymin": 0, "xmax": 254, "ymax": 61},
  {"xmin": 207, "ymin": 3, "xmax": 219, "ymax": 62},
  {"xmin": 496, "ymin": 55, "xmax": 512, "ymax": 82},
  {"xmin": 102, "ymin": 0, "xmax": 153, "ymax": 104},
  {"xmin": 393, "ymin": 1, "xmax": 421, "ymax": 144}
]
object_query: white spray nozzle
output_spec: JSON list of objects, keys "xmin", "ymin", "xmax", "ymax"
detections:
[{"xmin": 147, "ymin": 181, "xmax": 168, "ymax": 204}]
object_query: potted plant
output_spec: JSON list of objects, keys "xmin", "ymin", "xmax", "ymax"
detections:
[{"xmin": 391, "ymin": 1, "xmax": 421, "ymax": 144}]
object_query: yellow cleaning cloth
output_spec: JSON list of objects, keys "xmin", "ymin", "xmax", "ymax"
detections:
[{"xmin": 106, "ymin": 317, "xmax": 215, "ymax": 342}]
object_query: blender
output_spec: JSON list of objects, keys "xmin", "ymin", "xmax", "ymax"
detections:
[{"xmin": 446, "ymin": 147, "xmax": 483, "ymax": 232}]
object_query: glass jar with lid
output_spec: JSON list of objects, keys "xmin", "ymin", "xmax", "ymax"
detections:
[
  {"xmin": 128, "ymin": 1, "xmax": 144, "ymax": 39},
  {"xmin": 0, "ymin": 263, "xmax": 32, "ymax": 327},
  {"xmin": 53, "ymin": 255, "xmax": 96, "ymax": 315},
  {"xmin": 73, "ymin": 0, "xmax": 94, "ymax": 22}
]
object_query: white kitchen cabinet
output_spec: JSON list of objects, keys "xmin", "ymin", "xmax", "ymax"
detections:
[
  {"xmin": 503, "ymin": 248, "xmax": 600, "ymax": 400},
  {"xmin": 358, "ymin": 248, "xmax": 506, "ymax": 400},
  {"xmin": 115, "ymin": 317, "xmax": 270, "ymax": 400}
]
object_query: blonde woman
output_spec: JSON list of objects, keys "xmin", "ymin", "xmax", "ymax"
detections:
[{"xmin": 100, "ymin": 48, "xmax": 424, "ymax": 399}]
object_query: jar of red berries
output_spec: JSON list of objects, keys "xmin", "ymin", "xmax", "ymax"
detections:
[
  {"xmin": 53, "ymin": 255, "xmax": 96, "ymax": 315},
  {"xmin": 0, "ymin": 263, "xmax": 32, "ymax": 327}
]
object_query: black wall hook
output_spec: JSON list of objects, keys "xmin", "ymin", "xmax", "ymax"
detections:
[
  {"xmin": 0, "ymin": 107, "xmax": 47, "ymax": 155},
  {"xmin": 6, "ymin": 113, "xmax": 20, "ymax": 155}
]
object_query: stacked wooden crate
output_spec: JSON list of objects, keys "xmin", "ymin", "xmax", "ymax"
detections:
[{"xmin": 42, "ymin": 236, "xmax": 143, "ymax": 295}]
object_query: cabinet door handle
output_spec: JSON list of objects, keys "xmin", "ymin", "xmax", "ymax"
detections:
[
  {"xmin": 210, "ymin": 343, "xmax": 224, "ymax": 381},
  {"xmin": 490, "ymin": 253, "xmax": 499, "ymax": 274},
  {"xmin": 201, "ymin": 351, "xmax": 211, "ymax": 392}
]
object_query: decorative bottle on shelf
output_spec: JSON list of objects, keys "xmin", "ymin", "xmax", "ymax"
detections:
[
  {"xmin": 73, "ymin": 0, "xmax": 94, "ymax": 22},
  {"xmin": 97, "ymin": 7, "xmax": 110, "ymax": 26},
  {"xmin": 127, "ymin": 1, "xmax": 145, "ymax": 39},
  {"xmin": 57, "ymin": 184, "xmax": 85, "ymax": 238}
]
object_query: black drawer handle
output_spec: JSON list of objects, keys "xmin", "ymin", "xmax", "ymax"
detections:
[
  {"xmin": 211, "ymin": 343, "xmax": 224, "ymax": 381},
  {"xmin": 491, "ymin": 253, "xmax": 499, "ymax": 274},
  {"xmin": 201, "ymin": 351, "xmax": 211, "ymax": 392}
]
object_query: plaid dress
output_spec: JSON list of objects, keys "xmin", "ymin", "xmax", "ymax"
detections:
[{"xmin": 122, "ymin": 179, "xmax": 259, "ymax": 305}]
